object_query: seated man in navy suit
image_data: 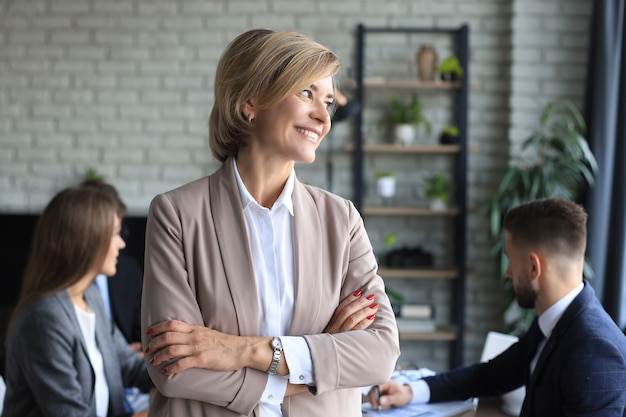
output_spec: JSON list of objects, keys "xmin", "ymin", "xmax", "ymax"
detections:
[{"xmin": 369, "ymin": 198, "xmax": 626, "ymax": 417}]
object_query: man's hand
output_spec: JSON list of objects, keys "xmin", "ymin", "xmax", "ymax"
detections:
[{"xmin": 367, "ymin": 379, "xmax": 413, "ymax": 410}]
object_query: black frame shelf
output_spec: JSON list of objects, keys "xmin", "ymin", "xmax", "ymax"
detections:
[{"xmin": 352, "ymin": 23, "xmax": 469, "ymax": 368}]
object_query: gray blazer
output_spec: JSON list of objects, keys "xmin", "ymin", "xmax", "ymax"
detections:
[
  {"xmin": 141, "ymin": 158, "xmax": 400, "ymax": 417},
  {"xmin": 2, "ymin": 285, "xmax": 152, "ymax": 417}
]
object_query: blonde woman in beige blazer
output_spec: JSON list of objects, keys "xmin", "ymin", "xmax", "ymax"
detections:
[{"xmin": 141, "ymin": 29, "xmax": 400, "ymax": 417}]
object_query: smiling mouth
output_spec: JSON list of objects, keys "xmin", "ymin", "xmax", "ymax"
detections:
[{"xmin": 296, "ymin": 127, "xmax": 320, "ymax": 141}]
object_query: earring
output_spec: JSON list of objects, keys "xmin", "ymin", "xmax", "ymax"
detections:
[{"xmin": 248, "ymin": 115, "xmax": 253, "ymax": 124}]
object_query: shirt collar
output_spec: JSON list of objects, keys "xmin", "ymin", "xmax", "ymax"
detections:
[
  {"xmin": 232, "ymin": 158, "xmax": 294, "ymax": 215},
  {"xmin": 538, "ymin": 282, "xmax": 584, "ymax": 338}
]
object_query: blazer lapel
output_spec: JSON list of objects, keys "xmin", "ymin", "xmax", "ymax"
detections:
[
  {"xmin": 289, "ymin": 180, "xmax": 323, "ymax": 335},
  {"xmin": 209, "ymin": 158, "xmax": 260, "ymax": 336}
]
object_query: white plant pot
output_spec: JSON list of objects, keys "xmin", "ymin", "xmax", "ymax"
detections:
[
  {"xmin": 394, "ymin": 124, "xmax": 415, "ymax": 145},
  {"xmin": 428, "ymin": 197, "xmax": 447, "ymax": 210},
  {"xmin": 376, "ymin": 177, "xmax": 397, "ymax": 198}
]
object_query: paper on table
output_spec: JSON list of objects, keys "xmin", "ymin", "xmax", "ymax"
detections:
[
  {"xmin": 361, "ymin": 369, "xmax": 476, "ymax": 417},
  {"xmin": 362, "ymin": 398, "xmax": 475, "ymax": 417}
]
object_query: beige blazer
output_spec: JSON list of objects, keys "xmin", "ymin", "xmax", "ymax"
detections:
[{"xmin": 141, "ymin": 158, "xmax": 400, "ymax": 417}]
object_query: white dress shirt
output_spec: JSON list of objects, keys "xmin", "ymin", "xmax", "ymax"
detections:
[
  {"xmin": 74, "ymin": 305, "xmax": 109, "ymax": 417},
  {"xmin": 233, "ymin": 159, "xmax": 314, "ymax": 416}
]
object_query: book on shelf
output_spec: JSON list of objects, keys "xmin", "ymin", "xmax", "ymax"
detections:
[
  {"xmin": 399, "ymin": 303, "xmax": 433, "ymax": 320},
  {"xmin": 395, "ymin": 318, "xmax": 436, "ymax": 333}
]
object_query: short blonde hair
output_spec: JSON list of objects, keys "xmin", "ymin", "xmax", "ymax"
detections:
[{"xmin": 209, "ymin": 29, "xmax": 341, "ymax": 162}]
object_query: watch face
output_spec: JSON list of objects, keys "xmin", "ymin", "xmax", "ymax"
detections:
[{"xmin": 272, "ymin": 338, "xmax": 282, "ymax": 349}]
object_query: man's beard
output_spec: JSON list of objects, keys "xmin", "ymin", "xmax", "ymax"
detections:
[{"xmin": 515, "ymin": 272, "xmax": 538, "ymax": 309}]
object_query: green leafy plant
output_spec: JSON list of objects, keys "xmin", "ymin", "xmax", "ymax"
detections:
[
  {"xmin": 439, "ymin": 125, "xmax": 460, "ymax": 144},
  {"xmin": 437, "ymin": 56, "xmax": 463, "ymax": 80},
  {"xmin": 382, "ymin": 95, "xmax": 432, "ymax": 133},
  {"xmin": 422, "ymin": 172, "xmax": 452, "ymax": 203},
  {"xmin": 480, "ymin": 99, "xmax": 598, "ymax": 335},
  {"xmin": 374, "ymin": 171, "xmax": 396, "ymax": 179},
  {"xmin": 441, "ymin": 125, "xmax": 459, "ymax": 137},
  {"xmin": 384, "ymin": 233, "xmax": 398, "ymax": 249},
  {"xmin": 84, "ymin": 166, "xmax": 105, "ymax": 181}
]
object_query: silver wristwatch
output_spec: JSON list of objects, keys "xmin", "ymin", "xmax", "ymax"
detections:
[{"xmin": 267, "ymin": 337, "xmax": 283, "ymax": 375}]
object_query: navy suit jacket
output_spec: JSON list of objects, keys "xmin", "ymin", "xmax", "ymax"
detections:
[{"xmin": 425, "ymin": 282, "xmax": 626, "ymax": 417}]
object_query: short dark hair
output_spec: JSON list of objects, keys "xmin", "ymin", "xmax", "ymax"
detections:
[{"xmin": 503, "ymin": 198, "xmax": 587, "ymax": 258}]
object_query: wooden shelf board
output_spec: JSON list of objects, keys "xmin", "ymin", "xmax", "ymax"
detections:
[
  {"xmin": 399, "ymin": 325, "xmax": 457, "ymax": 341},
  {"xmin": 344, "ymin": 144, "xmax": 460, "ymax": 153},
  {"xmin": 363, "ymin": 79, "xmax": 480, "ymax": 89},
  {"xmin": 378, "ymin": 267, "xmax": 459, "ymax": 279},
  {"xmin": 363, "ymin": 206, "xmax": 460, "ymax": 216},
  {"xmin": 399, "ymin": 326, "xmax": 475, "ymax": 341}
]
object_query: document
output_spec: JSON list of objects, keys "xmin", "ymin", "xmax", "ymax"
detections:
[
  {"xmin": 361, "ymin": 369, "xmax": 476, "ymax": 417},
  {"xmin": 362, "ymin": 399, "xmax": 475, "ymax": 417}
]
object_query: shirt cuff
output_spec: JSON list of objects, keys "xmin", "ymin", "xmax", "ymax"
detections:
[
  {"xmin": 260, "ymin": 374, "xmax": 288, "ymax": 405},
  {"xmin": 409, "ymin": 379, "xmax": 430, "ymax": 404},
  {"xmin": 281, "ymin": 336, "xmax": 314, "ymax": 385}
]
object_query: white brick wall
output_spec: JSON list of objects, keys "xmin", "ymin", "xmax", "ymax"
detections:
[{"xmin": 0, "ymin": 0, "xmax": 592, "ymax": 368}]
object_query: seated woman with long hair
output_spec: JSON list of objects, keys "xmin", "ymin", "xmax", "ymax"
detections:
[{"xmin": 2, "ymin": 186, "xmax": 152, "ymax": 417}]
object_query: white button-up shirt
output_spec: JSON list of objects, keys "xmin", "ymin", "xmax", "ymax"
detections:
[{"xmin": 233, "ymin": 159, "xmax": 314, "ymax": 416}]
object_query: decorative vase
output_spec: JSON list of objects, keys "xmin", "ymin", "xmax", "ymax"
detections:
[
  {"xmin": 417, "ymin": 45, "xmax": 437, "ymax": 81},
  {"xmin": 394, "ymin": 124, "xmax": 415, "ymax": 145}
]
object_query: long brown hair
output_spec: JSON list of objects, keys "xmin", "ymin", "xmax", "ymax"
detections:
[{"xmin": 10, "ymin": 186, "xmax": 117, "ymax": 325}]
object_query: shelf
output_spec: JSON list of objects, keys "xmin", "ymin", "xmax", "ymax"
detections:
[
  {"xmin": 344, "ymin": 144, "xmax": 460, "ymax": 153},
  {"xmin": 378, "ymin": 267, "xmax": 459, "ymax": 279},
  {"xmin": 362, "ymin": 206, "xmax": 460, "ymax": 216},
  {"xmin": 354, "ymin": 23, "xmax": 469, "ymax": 368},
  {"xmin": 399, "ymin": 325, "xmax": 458, "ymax": 341},
  {"xmin": 363, "ymin": 79, "xmax": 480, "ymax": 89}
]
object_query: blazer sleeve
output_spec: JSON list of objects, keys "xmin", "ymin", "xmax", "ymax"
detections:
[
  {"xmin": 141, "ymin": 192, "xmax": 265, "ymax": 415},
  {"xmin": 426, "ymin": 340, "xmax": 527, "ymax": 402},
  {"xmin": 303, "ymin": 200, "xmax": 400, "ymax": 394}
]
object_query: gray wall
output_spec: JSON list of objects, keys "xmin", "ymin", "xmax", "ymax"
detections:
[{"xmin": 0, "ymin": 0, "xmax": 592, "ymax": 368}]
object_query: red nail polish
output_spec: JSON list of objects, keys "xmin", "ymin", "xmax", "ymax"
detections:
[
  {"xmin": 366, "ymin": 294, "xmax": 375, "ymax": 300},
  {"xmin": 370, "ymin": 303, "xmax": 379, "ymax": 309},
  {"xmin": 144, "ymin": 346, "xmax": 150, "ymax": 353},
  {"xmin": 146, "ymin": 328, "xmax": 154, "ymax": 335},
  {"xmin": 161, "ymin": 368, "xmax": 167, "ymax": 375},
  {"xmin": 353, "ymin": 289, "xmax": 362, "ymax": 297},
  {"xmin": 149, "ymin": 357, "xmax": 154, "ymax": 365},
  {"xmin": 367, "ymin": 314, "xmax": 375, "ymax": 320}
]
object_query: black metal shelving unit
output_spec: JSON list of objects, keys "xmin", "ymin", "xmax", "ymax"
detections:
[{"xmin": 352, "ymin": 24, "xmax": 469, "ymax": 368}]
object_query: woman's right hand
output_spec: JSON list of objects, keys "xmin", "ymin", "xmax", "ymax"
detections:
[{"xmin": 324, "ymin": 289, "xmax": 379, "ymax": 334}]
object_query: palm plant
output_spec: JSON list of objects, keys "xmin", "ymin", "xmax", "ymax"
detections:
[{"xmin": 481, "ymin": 99, "xmax": 598, "ymax": 334}]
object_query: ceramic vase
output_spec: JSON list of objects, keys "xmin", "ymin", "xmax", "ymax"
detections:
[{"xmin": 417, "ymin": 45, "xmax": 437, "ymax": 81}]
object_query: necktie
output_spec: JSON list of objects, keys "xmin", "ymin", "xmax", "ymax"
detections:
[{"xmin": 528, "ymin": 322, "xmax": 545, "ymax": 375}]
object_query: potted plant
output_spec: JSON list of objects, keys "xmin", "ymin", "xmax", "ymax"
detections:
[
  {"xmin": 374, "ymin": 171, "xmax": 397, "ymax": 200},
  {"xmin": 439, "ymin": 125, "xmax": 460, "ymax": 144},
  {"xmin": 437, "ymin": 56, "xmax": 463, "ymax": 81},
  {"xmin": 422, "ymin": 171, "xmax": 452, "ymax": 210},
  {"xmin": 382, "ymin": 95, "xmax": 431, "ymax": 145},
  {"xmin": 480, "ymin": 99, "xmax": 598, "ymax": 335}
]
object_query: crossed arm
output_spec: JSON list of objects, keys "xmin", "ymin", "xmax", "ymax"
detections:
[{"xmin": 144, "ymin": 288, "xmax": 380, "ymax": 396}]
